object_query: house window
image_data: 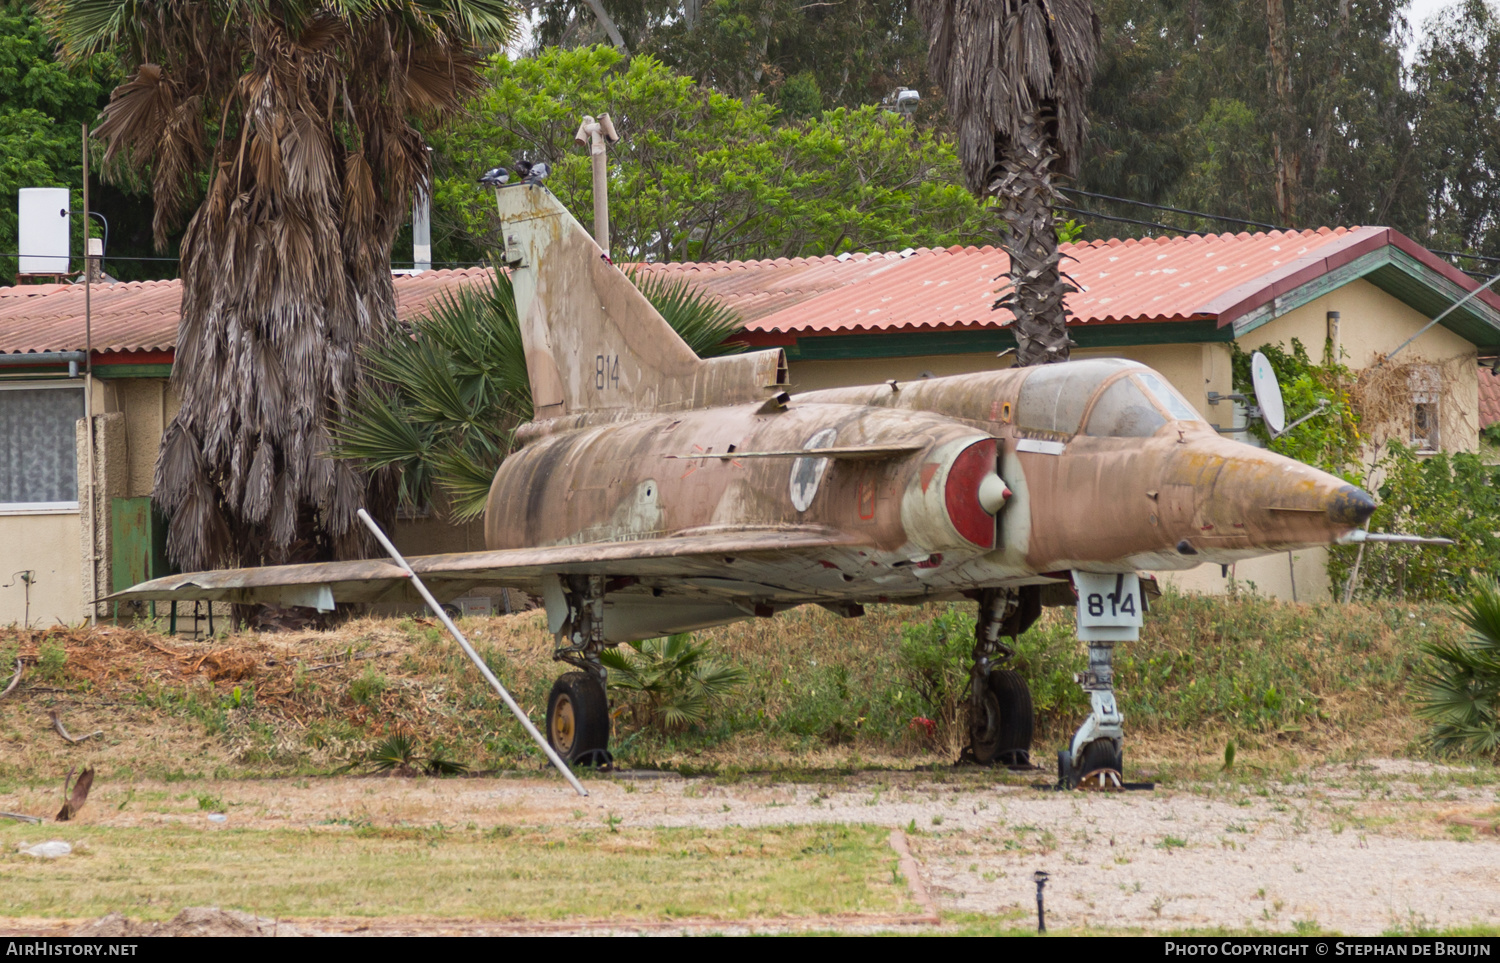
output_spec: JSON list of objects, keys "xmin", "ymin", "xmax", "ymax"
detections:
[
  {"xmin": 1409, "ymin": 366, "xmax": 1440, "ymax": 452},
  {"xmin": 0, "ymin": 383, "xmax": 84, "ymax": 512}
]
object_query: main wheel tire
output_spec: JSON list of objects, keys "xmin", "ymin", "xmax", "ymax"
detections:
[
  {"xmin": 968, "ymin": 669, "xmax": 1035, "ymax": 766},
  {"xmin": 546, "ymin": 672, "xmax": 610, "ymax": 765},
  {"xmin": 989, "ymin": 669, "xmax": 1034, "ymax": 767},
  {"xmin": 968, "ymin": 688, "xmax": 1004, "ymax": 764}
]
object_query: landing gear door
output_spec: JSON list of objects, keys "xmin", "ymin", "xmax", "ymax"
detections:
[{"xmin": 1072, "ymin": 571, "xmax": 1143, "ymax": 642}]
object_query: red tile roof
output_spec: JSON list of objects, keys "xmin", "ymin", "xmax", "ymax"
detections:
[
  {"xmin": 642, "ymin": 226, "xmax": 1500, "ymax": 336},
  {"xmin": 0, "ymin": 267, "xmax": 494, "ymax": 358},
  {"xmin": 3, "ymin": 229, "xmax": 1498, "ymax": 357},
  {"xmin": 1481, "ymin": 366, "xmax": 1500, "ymax": 429}
]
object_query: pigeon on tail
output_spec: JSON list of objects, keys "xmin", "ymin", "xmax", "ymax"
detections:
[
  {"xmin": 478, "ymin": 166, "xmax": 510, "ymax": 187},
  {"xmin": 515, "ymin": 160, "xmax": 549, "ymax": 183}
]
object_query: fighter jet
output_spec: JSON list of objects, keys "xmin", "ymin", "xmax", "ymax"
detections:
[{"xmin": 111, "ymin": 183, "xmax": 1378, "ymax": 787}]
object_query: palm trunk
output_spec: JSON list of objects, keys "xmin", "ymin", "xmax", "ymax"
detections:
[{"xmin": 989, "ymin": 110, "xmax": 1074, "ymax": 366}]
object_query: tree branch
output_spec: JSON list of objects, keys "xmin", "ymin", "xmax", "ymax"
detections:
[
  {"xmin": 0, "ymin": 659, "xmax": 21, "ymax": 704},
  {"xmin": 583, "ymin": 0, "xmax": 629, "ymax": 55}
]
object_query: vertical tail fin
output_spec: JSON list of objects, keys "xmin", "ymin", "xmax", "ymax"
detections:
[{"xmin": 494, "ymin": 184, "xmax": 784, "ymax": 418}]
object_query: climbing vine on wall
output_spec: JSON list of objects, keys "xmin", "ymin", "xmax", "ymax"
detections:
[
  {"xmin": 1231, "ymin": 339, "xmax": 1496, "ymax": 602},
  {"xmin": 1230, "ymin": 339, "xmax": 1363, "ymax": 482}
]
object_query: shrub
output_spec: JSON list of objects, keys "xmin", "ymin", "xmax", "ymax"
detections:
[
  {"xmin": 36, "ymin": 641, "xmax": 67, "ymax": 683},
  {"xmin": 893, "ymin": 605, "xmax": 1087, "ymax": 751},
  {"xmin": 893, "ymin": 608, "xmax": 971, "ymax": 751},
  {"xmin": 601, "ymin": 634, "xmax": 747, "ymax": 733},
  {"xmin": 1332, "ymin": 442, "xmax": 1500, "ymax": 602},
  {"xmin": 348, "ymin": 665, "xmax": 387, "ymax": 706},
  {"xmin": 1416, "ymin": 580, "xmax": 1500, "ymax": 757}
]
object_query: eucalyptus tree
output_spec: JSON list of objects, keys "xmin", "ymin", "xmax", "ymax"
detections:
[
  {"xmin": 39, "ymin": 0, "xmax": 516, "ymax": 572},
  {"xmin": 914, "ymin": 0, "xmax": 1098, "ymax": 366}
]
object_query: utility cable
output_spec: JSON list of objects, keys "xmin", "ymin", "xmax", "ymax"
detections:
[{"xmin": 1061, "ymin": 188, "xmax": 1286, "ymax": 231}]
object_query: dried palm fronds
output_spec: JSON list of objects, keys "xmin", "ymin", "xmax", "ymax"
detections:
[
  {"xmin": 38, "ymin": 0, "xmax": 517, "ymax": 572},
  {"xmin": 914, "ymin": 0, "xmax": 1098, "ymax": 366}
]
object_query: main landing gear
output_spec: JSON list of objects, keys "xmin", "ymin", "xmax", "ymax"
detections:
[
  {"xmin": 545, "ymin": 575, "xmax": 613, "ymax": 767},
  {"xmin": 962, "ymin": 587, "xmax": 1039, "ymax": 767}
]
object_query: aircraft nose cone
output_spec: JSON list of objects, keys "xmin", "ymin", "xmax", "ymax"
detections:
[{"xmin": 1326, "ymin": 484, "xmax": 1376, "ymax": 526}]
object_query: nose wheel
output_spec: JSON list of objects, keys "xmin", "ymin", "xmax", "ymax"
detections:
[
  {"xmin": 1058, "ymin": 739, "xmax": 1123, "ymax": 791},
  {"xmin": 546, "ymin": 671, "xmax": 611, "ymax": 766}
]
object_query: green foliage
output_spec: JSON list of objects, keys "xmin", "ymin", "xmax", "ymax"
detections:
[
  {"xmin": 431, "ymin": 46, "xmax": 987, "ymax": 266},
  {"xmin": 333, "ymin": 263, "xmax": 746, "ymax": 520},
  {"xmin": 348, "ymin": 665, "xmax": 387, "ymax": 707},
  {"xmin": 358, "ymin": 732, "xmax": 468, "ymax": 774},
  {"xmin": 600, "ymin": 634, "xmax": 748, "ymax": 732},
  {"xmin": 1083, "ymin": 0, "xmax": 1420, "ymax": 235},
  {"xmin": 1409, "ymin": 0, "xmax": 1500, "ymax": 262},
  {"xmin": 368, "ymin": 733, "xmax": 416, "ymax": 771},
  {"xmin": 0, "ymin": 1, "xmax": 118, "ymax": 285},
  {"xmin": 893, "ymin": 607, "xmax": 971, "ymax": 737},
  {"xmin": 1332, "ymin": 443, "xmax": 1500, "ymax": 603},
  {"xmin": 530, "ymin": 0, "xmax": 929, "ymax": 112},
  {"xmin": 1229, "ymin": 339, "xmax": 1362, "ymax": 481},
  {"xmin": 1416, "ymin": 580, "xmax": 1500, "ymax": 757},
  {"xmin": 891, "ymin": 605, "xmax": 1087, "ymax": 746},
  {"xmin": 35, "ymin": 641, "xmax": 67, "ymax": 683},
  {"xmin": 1482, "ymin": 422, "xmax": 1500, "ymax": 448},
  {"xmin": 626, "ymin": 268, "xmax": 748, "ymax": 358},
  {"xmin": 195, "ymin": 792, "xmax": 223, "ymax": 811}
]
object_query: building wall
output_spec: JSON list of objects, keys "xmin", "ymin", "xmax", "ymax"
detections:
[
  {"xmin": 1159, "ymin": 280, "xmax": 1481, "ymax": 601},
  {"xmin": 1239, "ymin": 279, "xmax": 1480, "ymax": 453},
  {"xmin": 0, "ymin": 512, "xmax": 82, "ymax": 627},
  {"xmin": 103, "ymin": 378, "xmax": 178, "ymax": 497}
]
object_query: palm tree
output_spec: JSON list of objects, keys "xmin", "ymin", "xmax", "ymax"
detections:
[
  {"xmin": 38, "ymin": 0, "xmax": 517, "ymax": 571},
  {"xmin": 914, "ymin": 0, "xmax": 1098, "ymax": 366},
  {"xmin": 333, "ymin": 265, "xmax": 747, "ymax": 521},
  {"xmin": 1417, "ymin": 580, "xmax": 1500, "ymax": 758}
]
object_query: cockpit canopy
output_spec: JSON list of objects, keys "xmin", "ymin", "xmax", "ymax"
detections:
[{"xmin": 1014, "ymin": 359, "xmax": 1205, "ymax": 438}]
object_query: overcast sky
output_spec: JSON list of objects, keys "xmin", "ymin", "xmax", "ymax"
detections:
[{"xmin": 1406, "ymin": 0, "xmax": 1464, "ymax": 58}]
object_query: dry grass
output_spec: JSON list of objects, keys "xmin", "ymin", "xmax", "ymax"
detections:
[{"xmin": 0, "ymin": 593, "xmax": 1471, "ymax": 784}]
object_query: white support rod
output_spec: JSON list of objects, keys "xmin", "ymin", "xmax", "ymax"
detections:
[
  {"xmin": 1385, "ymin": 270, "xmax": 1500, "ymax": 363},
  {"xmin": 356, "ymin": 509, "xmax": 588, "ymax": 796}
]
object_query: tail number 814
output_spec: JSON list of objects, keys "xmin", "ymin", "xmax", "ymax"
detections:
[{"xmin": 595, "ymin": 354, "xmax": 620, "ymax": 391}]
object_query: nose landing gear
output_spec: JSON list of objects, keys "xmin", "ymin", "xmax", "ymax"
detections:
[
  {"xmin": 1058, "ymin": 572, "xmax": 1144, "ymax": 790},
  {"xmin": 1057, "ymin": 655, "xmax": 1125, "ymax": 791}
]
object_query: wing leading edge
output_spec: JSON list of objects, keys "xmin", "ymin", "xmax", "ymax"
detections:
[{"xmin": 104, "ymin": 528, "xmax": 863, "ymax": 607}]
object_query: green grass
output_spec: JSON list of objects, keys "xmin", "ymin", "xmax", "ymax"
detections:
[{"xmin": 0, "ymin": 823, "xmax": 905, "ymax": 921}]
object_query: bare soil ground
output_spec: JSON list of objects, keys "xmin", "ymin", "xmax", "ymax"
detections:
[{"xmin": 2, "ymin": 761, "xmax": 1498, "ymax": 935}]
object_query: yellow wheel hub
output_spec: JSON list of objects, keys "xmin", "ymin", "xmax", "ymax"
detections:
[{"xmin": 551, "ymin": 696, "xmax": 576, "ymax": 753}]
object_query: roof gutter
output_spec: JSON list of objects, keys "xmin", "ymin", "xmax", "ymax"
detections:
[{"xmin": 0, "ymin": 350, "xmax": 87, "ymax": 377}]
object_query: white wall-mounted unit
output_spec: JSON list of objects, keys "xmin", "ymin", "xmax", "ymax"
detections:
[{"xmin": 18, "ymin": 187, "xmax": 71, "ymax": 275}]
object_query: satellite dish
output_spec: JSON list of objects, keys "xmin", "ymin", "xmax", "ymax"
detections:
[{"xmin": 1249, "ymin": 351, "xmax": 1286, "ymax": 436}]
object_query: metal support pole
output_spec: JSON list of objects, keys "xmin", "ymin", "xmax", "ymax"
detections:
[
  {"xmin": 82, "ymin": 122, "xmax": 97, "ymax": 627},
  {"xmin": 574, "ymin": 114, "xmax": 617, "ymax": 257},
  {"xmin": 1033, "ymin": 870, "xmax": 1049, "ymax": 933},
  {"xmin": 356, "ymin": 509, "xmax": 588, "ymax": 796}
]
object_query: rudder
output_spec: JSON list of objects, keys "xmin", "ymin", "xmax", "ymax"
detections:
[{"xmin": 493, "ymin": 184, "xmax": 783, "ymax": 418}]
